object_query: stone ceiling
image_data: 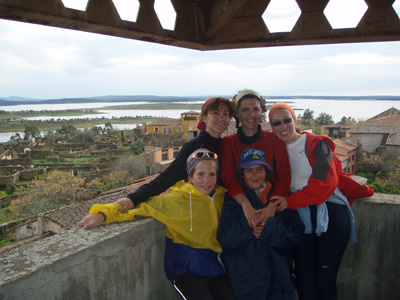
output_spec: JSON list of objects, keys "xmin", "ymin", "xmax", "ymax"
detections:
[{"xmin": 0, "ymin": 0, "xmax": 400, "ymax": 51}]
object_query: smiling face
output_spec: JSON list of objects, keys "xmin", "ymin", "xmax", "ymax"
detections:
[
  {"xmin": 202, "ymin": 103, "xmax": 231, "ymax": 138},
  {"xmin": 189, "ymin": 160, "xmax": 218, "ymax": 195},
  {"xmin": 270, "ymin": 108, "xmax": 299, "ymax": 144},
  {"xmin": 243, "ymin": 164, "xmax": 267, "ymax": 190},
  {"xmin": 237, "ymin": 98, "xmax": 262, "ymax": 136}
]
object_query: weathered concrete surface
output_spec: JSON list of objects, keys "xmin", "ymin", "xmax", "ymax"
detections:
[
  {"xmin": 0, "ymin": 193, "xmax": 399, "ymax": 300},
  {"xmin": 0, "ymin": 217, "xmax": 180, "ymax": 300},
  {"xmin": 338, "ymin": 193, "xmax": 400, "ymax": 300}
]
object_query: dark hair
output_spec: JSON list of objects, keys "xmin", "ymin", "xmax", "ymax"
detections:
[
  {"xmin": 200, "ymin": 97, "xmax": 237, "ymax": 122},
  {"xmin": 235, "ymin": 94, "xmax": 267, "ymax": 128},
  {"xmin": 234, "ymin": 164, "xmax": 273, "ymax": 184}
]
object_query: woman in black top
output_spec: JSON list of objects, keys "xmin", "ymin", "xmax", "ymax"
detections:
[{"xmin": 109, "ymin": 97, "xmax": 236, "ymax": 215}]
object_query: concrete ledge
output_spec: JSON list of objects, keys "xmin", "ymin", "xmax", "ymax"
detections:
[
  {"xmin": 338, "ymin": 193, "xmax": 400, "ymax": 300},
  {"xmin": 0, "ymin": 217, "xmax": 180, "ymax": 300},
  {"xmin": 1, "ymin": 193, "xmax": 399, "ymax": 300}
]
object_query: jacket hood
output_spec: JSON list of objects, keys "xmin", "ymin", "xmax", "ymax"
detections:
[{"xmin": 170, "ymin": 180, "xmax": 227, "ymax": 197}]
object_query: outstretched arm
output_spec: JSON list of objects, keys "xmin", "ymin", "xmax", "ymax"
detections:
[{"xmin": 77, "ymin": 213, "xmax": 105, "ymax": 229}]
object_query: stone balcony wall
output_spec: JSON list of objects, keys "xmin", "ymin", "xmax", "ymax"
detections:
[{"xmin": 0, "ymin": 193, "xmax": 399, "ymax": 300}]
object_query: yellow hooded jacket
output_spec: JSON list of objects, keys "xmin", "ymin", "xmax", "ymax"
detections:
[{"xmin": 89, "ymin": 181, "xmax": 227, "ymax": 281}]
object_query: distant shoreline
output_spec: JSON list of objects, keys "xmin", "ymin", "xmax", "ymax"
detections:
[{"xmin": 1, "ymin": 95, "xmax": 400, "ymax": 106}]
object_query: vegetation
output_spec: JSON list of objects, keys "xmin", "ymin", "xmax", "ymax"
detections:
[
  {"xmin": 0, "ymin": 116, "xmax": 168, "ymax": 133},
  {"xmin": 299, "ymin": 108, "xmax": 355, "ymax": 127},
  {"xmin": 9, "ymin": 171, "xmax": 97, "ymax": 219},
  {"xmin": 2, "ymin": 153, "xmax": 154, "ymax": 222},
  {"xmin": 23, "ymin": 124, "xmax": 40, "ymax": 140},
  {"xmin": 0, "ymin": 109, "xmax": 101, "ymax": 120},
  {"xmin": 357, "ymin": 167, "xmax": 400, "ymax": 196},
  {"xmin": 315, "ymin": 112, "xmax": 334, "ymax": 126},
  {"xmin": 338, "ymin": 116, "xmax": 357, "ymax": 125},
  {"xmin": 130, "ymin": 139, "xmax": 145, "ymax": 155},
  {"xmin": 0, "ymin": 102, "xmax": 202, "ymax": 133},
  {"xmin": 114, "ymin": 155, "xmax": 150, "ymax": 179}
]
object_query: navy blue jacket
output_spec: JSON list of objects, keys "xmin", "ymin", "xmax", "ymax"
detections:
[{"xmin": 217, "ymin": 183, "xmax": 304, "ymax": 300}]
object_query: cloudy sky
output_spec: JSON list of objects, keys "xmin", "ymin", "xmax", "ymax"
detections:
[{"xmin": 1, "ymin": 0, "xmax": 400, "ymax": 100}]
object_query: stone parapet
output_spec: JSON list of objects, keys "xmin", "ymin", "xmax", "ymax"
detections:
[{"xmin": 0, "ymin": 193, "xmax": 399, "ymax": 300}]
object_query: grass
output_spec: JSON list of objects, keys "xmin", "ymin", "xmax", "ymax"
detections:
[
  {"xmin": 0, "ymin": 208, "xmax": 10, "ymax": 224},
  {"xmin": 0, "ymin": 109, "xmax": 101, "ymax": 120},
  {"xmin": 32, "ymin": 156, "xmax": 99, "ymax": 165},
  {"xmin": 0, "ymin": 116, "xmax": 170, "ymax": 133}
]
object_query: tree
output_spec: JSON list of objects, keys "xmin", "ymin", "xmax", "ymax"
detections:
[
  {"xmin": 90, "ymin": 126, "xmax": 102, "ymax": 135},
  {"xmin": 103, "ymin": 122, "xmax": 114, "ymax": 135},
  {"xmin": 56, "ymin": 124, "xmax": 78, "ymax": 140},
  {"xmin": 130, "ymin": 139, "xmax": 145, "ymax": 155},
  {"xmin": 71, "ymin": 129, "xmax": 95, "ymax": 143},
  {"xmin": 338, "ymin": 116, "xmax": 357, "ymax": 125},
  {"xmin": 302, "ymin": 109, "xmax": 314, "ymax": 120},
  {"xmin": 10, "ymin": 171, "xmax": 96, "ymax": 219},
  {"xmin": 95, "ymin": 170, "xmax": 136, "ymax": 192},
  {"xmin": 23, "ymin": 124, "xmax": 40, "ymax": 140},
  {"xmin": 315, "ymin": 112, "xmax": 334, "ymax": 126},
  {"xmin": 10, "ymin": 132, "xmax": 22, "ymax": 141},
  {"xmin": 115, "ymin": 155, "xmax": 149, "ymax": 178}
]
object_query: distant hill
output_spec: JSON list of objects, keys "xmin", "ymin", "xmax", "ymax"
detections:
[
  {"xmin": 0, "ymin": 95, "xmax": 207, "ymax": 106},
  {"xmin": 0, "ymin": 95, "xmax": 399, "ymax": 106}
]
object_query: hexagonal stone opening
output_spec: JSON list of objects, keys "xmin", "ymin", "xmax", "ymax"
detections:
[
  {"xmin": 113, "ymin": 0, "xmax": 140, "ymax": 22},
  {"xmin": 61, "ymin": 0, "xmax": 89, "ymax": 11},
  {"xmin": 262, "ymin": 0, "xmax": 301, "ymax": 33},
  {"xmin": 394, "ymin": 0, "xmax": 400, "ymax": 19},
  {"xmin": 324, "ymin": 0, "xmax": 368, "ymax": 29},
  {"xmin": 154, "ymin": 0, "xmax": 176, "ymax": 30}
]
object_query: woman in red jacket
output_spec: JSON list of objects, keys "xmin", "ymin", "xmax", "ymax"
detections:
[
  {"xmin": 268, "ymin": 102, "xmax": 373, "ymax": 300},
  {"xmin": 220, "ymin": 89, "xmax": 291, "ymax": 229}
]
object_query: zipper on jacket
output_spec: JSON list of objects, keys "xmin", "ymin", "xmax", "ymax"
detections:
[{"xmin": 210, "ymin": 194, "xmax": 222, "ymax": 253}]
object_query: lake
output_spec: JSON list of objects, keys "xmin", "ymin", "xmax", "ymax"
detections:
[{"xmin": 1, "ymin": 99, "xmax": 399, "ymax": 143}]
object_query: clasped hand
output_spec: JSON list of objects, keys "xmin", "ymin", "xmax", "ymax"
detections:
[{"xmin": 243, "ymin": 204, "xmax": 277, "ymax": 239}]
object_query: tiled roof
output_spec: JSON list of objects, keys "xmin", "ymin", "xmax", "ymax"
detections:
[
  {"xmin": 333, "ymin": 139, "xmax": 358, "ymax": 151},
  {"xmin": 369, "ymin": 107, "xmax": 400, "ymax": 120},
  {"xmin": 340, "ymin": 136, "xmax": 358, "ymax": 146},
  {"xmin": 181, "ymin": 111, "xmax": 200, "ymax": 115},
  {"xmin": 147, "ymin": 119, "xmax": 179, "ymax": 126},
  {"xmin": 335, "ymin": 153, "xmax": 347, "ymax": 162},
  {"xmin": 350, "ymin": 124, "xmax": 400, "ymax": 134},
  {"xmin": 363, "ymin": 115, "xmax": 400, "ymax": 126}
]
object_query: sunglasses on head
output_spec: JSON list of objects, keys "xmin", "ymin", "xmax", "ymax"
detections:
[
  {"xmin": 271, "ymin": 118, "xmax": 292, "ymax": 127},
  {"xmin": 192, "ymin": 151, "xmax": 218, "ymax": 159}
]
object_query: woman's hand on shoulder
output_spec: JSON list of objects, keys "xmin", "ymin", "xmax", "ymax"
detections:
[
  {"xmin": 114, "ymin": 197, "xmax": 133, "ymax": 212},
  {"xmin": 242, "ymin": 201, "xmax": 261, "ymax": 228},
  {"xmin": 270, "ymin": 196, "xmax": 288, "ymax": 212},
  {"xmin": 77, "ymin": 214, "xmax": 105, "ymax": 229}
]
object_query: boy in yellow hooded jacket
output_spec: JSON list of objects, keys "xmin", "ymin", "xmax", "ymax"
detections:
[{"xmin": 78, "ymin": 148, "xmax": 235, "ymax": 300}]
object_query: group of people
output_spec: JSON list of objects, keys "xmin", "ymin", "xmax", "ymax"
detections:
[{"xmin": 78, "ymin": 90, "xmax": 374, "ymax": 300}]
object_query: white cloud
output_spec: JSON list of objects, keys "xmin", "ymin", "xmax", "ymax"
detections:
[
  {"xmin": 1, "ymin": 17, "xmax": 400, "ymax": 99},
  {"xmin": 321, "ymin": 52, "xmax": 400, "ymax": 65}
]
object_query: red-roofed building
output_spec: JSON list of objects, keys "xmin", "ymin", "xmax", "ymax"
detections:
[{"xmin": 333, "ymin": 139, "xmax": 358, "ymax": 174}]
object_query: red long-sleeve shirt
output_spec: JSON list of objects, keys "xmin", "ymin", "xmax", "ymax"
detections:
[{"xmin": 221, "ymin": 128, "xmax": 291, "ymax": 199}]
